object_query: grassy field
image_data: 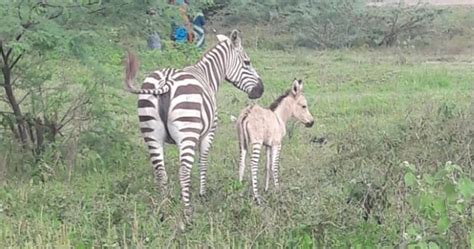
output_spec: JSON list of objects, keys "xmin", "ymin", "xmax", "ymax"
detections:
[{"xmin": 1, "ymin": 47, "xmax": 473, "ymax": 248}]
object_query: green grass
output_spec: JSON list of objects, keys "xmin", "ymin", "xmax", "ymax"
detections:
[{"xmin": 1, "ymin": 48, "xmax": 473, "ymax": 248}]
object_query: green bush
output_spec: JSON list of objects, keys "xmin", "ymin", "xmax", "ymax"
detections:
[
  {"xmin": 403, "ymin": 161, "xmax": 473, "ymax": 248},
  {"xmin": 211, "ymin": 0, "xmax": 450, "ymax": 49}
]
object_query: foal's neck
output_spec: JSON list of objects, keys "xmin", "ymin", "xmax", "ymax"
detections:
[{"xmin": 272, "ymin": 97, "xmax": 292, "ymax": 125}]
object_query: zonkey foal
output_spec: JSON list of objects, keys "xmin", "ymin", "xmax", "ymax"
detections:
[{"xmin": 236, "ymin": 79, "xmax": 314, "ymax": 204}]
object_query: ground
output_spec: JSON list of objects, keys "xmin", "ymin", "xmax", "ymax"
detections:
[{"xmin": 0, "ymin": 47, "xmax": 473, "ymax": 247}]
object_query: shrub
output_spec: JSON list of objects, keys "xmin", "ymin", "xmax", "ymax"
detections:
[{"xmin": 403, "ymin": 161, "xmax": 473, "ymax": 248}]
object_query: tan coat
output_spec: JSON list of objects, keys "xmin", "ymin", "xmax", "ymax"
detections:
[{"xmin": 236, "ymin": 79, "xmax": 314, "ymax": 204}]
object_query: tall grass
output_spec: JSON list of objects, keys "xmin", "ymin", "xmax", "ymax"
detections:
[{"xmin": 1, "ymin": 47, "xmax": 473, "ymax": 247}]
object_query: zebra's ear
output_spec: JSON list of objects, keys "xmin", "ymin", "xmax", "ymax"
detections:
[
  {"xmin": 230, "ymin": 29, "xmax": 241, "ymax": 48},
  {"xmin": 291, "ymin": 79, "xmax": 303, "ymax": 96}
]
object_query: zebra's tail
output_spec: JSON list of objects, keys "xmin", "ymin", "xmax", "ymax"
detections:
[
  {"xmin": 124, "ymin": 51, "xmax": 171, "ymax": 95},
  {"xmin": 124, "ymin": 50, "xmax": 140, "ymax": 93}
]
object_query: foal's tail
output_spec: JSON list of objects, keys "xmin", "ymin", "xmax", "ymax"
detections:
[{"xmin": 236, "ymin": 105, "xmax": 254, "ymax": 151}]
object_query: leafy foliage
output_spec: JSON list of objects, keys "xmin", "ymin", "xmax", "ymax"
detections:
[
  {"xmin": 0, "ymin": 0, "xmax": 204, "ymax": 171},
  {"xmin": 403, "ymin": 161, "xmax": 473, "ymax": 248},
  {"xmin": 0, "ymin": 1, "xmax": 473, "ymax": 248},
  {"xmin": 211, "ymin": 0, "xmax": 445, "ymax": 48}
]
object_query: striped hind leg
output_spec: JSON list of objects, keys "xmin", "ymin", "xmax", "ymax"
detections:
[
  {"xmin": 138, "ymin": 97, "xmax": 168, "ymax": 194},
  {"xmin": 178, "ymin": 137, "xmax": 198, "ymax": 221},
  {"xmin": 198, "ymin": 118, "xmax": 217, "ymax": 197},
  {"xmin": 148, "ymin": 141, "xmax": 167, "ymax": 193},
  {"xmin": 238, "ymin": 146, "xmax": 247, "ymax": 183},
  {"xmin": 237, "ymin": 122, "xmax": 247, "ymax": 183},
  {"xmin": 264, "ymin": 146, "xmax": 272, "ymax": 192},
  {"xmin": 250, "ymin": 143, "xmax": 263, "ymax": 204},
  {"xmin": 271, "ymin": 144, "xmax": 282, "ymax": 190}
]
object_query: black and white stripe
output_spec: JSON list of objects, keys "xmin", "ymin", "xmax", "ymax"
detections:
[{"xmin": 124, "ymin": 30, "xmax": 264, "ymax": 221}]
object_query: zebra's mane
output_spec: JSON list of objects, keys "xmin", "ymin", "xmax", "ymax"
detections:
[
  {"xmin": 269, "ymin": 89, "xmax": 291, "ymax": 111},
  {"xmin": 196, "ymin": 40, "xmax": 229, "ymax": 64}
]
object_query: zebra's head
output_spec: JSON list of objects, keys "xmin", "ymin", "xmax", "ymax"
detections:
[{"xmin": 218, "ymin": 30, "xmax": 264, "ymax": 99}]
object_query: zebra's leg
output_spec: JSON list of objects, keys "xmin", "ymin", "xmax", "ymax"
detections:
[
  {"xmin": 198, "ymin": 118, "xmax": 217, "ymax": 197},
  {"xmin": 264, "ymin": 146, "xmax": 272, "ymax": 192},
  {"xmin": 138, "ymin": 97, "xmax": 168, "ymax": 195},
  {"xmin": 271, "ymin": 144, "xmax": 282, "ymax": 191},
  {"xmin": 250, "ymin": 143, "xmax": 263, "ymax": 204},
  {"xmin": 145, "ymin": 139, "xmax": 168, "ymax": 222},
  {"xmin": 148, "ymin": 142, "xmax": 167, "ymax": 194},
  {"xmin": 178, "ymin": 138, "xmax": 198, "ymax": 222}
]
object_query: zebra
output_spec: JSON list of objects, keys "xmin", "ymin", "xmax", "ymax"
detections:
[
  {"xmin": 123, "ymin": 30, "xmax": 264, "ymax": 221},
  {"xmin": 236, "ymin": 79, "xmax": 314, "ymax": 204}
]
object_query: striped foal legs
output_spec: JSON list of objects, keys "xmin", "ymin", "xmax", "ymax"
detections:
[
  {"xmin": 264, "ymin": 146, "xmax": 272, "ymax": 192},
  {"xmin": 271, "ymin": 145, "xmax": 282, "ymax": 190},
  {"xmin": 238, "ymin": 145, "xmax": 247, "ymax": 183},
  {"xmin": 250, "ymin": 143, "xmax": 263, "ymax": 204}
]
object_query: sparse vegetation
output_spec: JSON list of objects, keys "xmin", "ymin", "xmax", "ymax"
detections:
[{"xmin": 1, "ymin": 1, "xmax": 473, "ymax": 248}]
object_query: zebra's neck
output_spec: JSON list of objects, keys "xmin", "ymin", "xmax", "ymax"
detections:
[{"xmin": 190, "ymin": 42, "xmax": 230, "ymax": 94}]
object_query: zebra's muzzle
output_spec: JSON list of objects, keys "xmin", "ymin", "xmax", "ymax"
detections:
[{"xmin": 248, "ymin": 79, "xmax": 264, "ymax": 99}]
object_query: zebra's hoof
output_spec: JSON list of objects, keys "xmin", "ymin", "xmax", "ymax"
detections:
[
  {"xmin": 160, "ymin": 186, "xmax": 170, "ymax": 196},
  {"xmin": 199, "ymin": 193, "xmax": 208, "ymax": 201},
  {"xmin": 254, "ymin": 197, "xmax": 263, "ymax": 206},
  {"xmin": 183, "ymin": 207, "xmax": 194, "ymax": 224}
]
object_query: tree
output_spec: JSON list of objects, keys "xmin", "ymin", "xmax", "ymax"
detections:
[{"xmin": 0, "ymin": 0, "xmax": 156, "ymax": 156}]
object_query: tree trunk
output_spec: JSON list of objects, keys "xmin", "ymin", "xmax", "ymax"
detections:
[
  {"xmin": 1, "ymin": 47, "xmax": 29, "ymax": 148},
  {"xmin": 34, "ymin": 117, "xmax": 45, "ymax": 155}
]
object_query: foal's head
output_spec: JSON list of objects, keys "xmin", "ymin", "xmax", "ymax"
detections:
[{"xmin": 286, "ymin": 79, "xmax": 314, "ymax": 127}]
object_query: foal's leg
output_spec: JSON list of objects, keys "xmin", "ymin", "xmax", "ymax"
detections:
[
  {"xmin": 250, "ymin": 143, "xmax": 263, "ymax": 204},
  {"xmin": 271, "ymin": 144, "xmax": 282, "ymax": 190},
  {"xmin": 264, "ymin": 146, "xmax": 272, "ymax": 192},
  {"xmin": 238, "ymin": 140, "xmax": 247, "ymax": 183}
]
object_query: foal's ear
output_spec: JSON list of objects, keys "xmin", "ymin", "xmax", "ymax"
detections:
[{"xmin": 291, "ymin": 79, "xmax": 303, "ymax": 96}]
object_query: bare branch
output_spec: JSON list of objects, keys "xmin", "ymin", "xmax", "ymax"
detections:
[
  {"xmin": 0, "ymin": 45, "xmax": 8, "ymax": 66},
  {"xmin": 9, "ymin": 54, "xmax": 23, "ymax": 70},
  {"xmin": 47, "ymin": 10, "xmax": 64, "ymax": 20},
  {"xmin": 57, "ymin": 96, "xmax": 91, "ymax": 131},
  {"xmin": 88, "ymin": 7, "xmax": 106, "ymax": 14},
  {"xmin": 17, "ymin": 91, "xmax": 30, "ymax": 105},
  {"xmin": 0, "ymin": 95, "xmax": 9, "ymax": 104},
  {"xmin": 10, "ymin": 76, "xmax": 19, "ymax": 86},
  {"xmin": 43, "ymin": 1, "xmax": 101, "ymax": 9}
]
